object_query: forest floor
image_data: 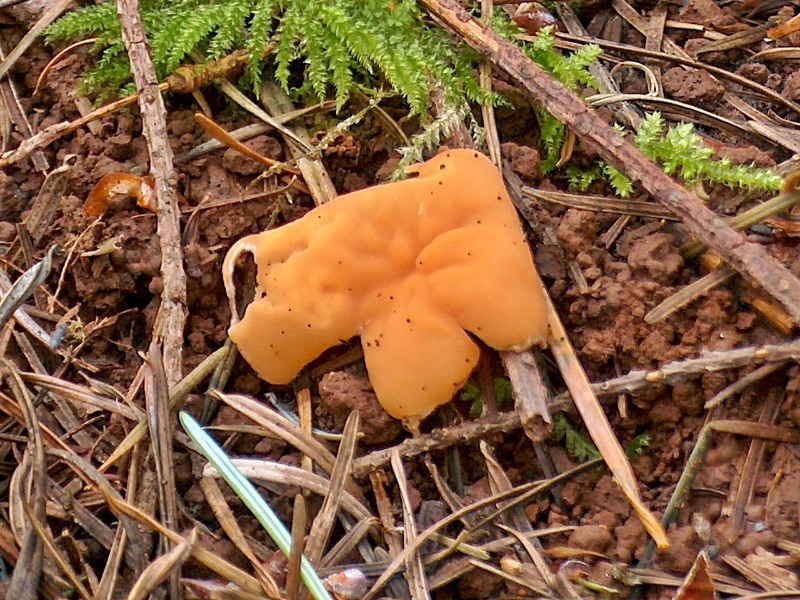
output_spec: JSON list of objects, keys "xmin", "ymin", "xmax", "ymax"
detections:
[{"xmin": 1, "ymin": 0, "xmax": 800, "ymax": 598}]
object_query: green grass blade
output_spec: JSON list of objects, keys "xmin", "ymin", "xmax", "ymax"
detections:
[{"xmin": 179, "ymin": 411, "xmax": 333, "ymax": 600}]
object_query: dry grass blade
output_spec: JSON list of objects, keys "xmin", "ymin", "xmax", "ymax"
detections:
[
  {"xmin": 47, "ymin": 478, "xmax": 140, "ymax": 570},
  {"xmin": 589, "ymin": 92, "xmax": 760, "ymax": 141},
  {"xmin": 767, "ymin": 12, "xmax": 800, "ymax": 39},
  {"xmin": 285, "ymin": 494, "xmax": 307, "ymax": 600},
  {"xmin": 362, "ymin": 459, "xmax": 599, "ymax": 600},
  {"xmin": 0, "ymin": 0, "xmax": 73, "ymax": 81},
  {"xmin": 214, "ymin": 391, "xmax": 339, "ymax": 476},
  {"xmin": 369, "ymin": 469, "xmax": 407, "ymax": 597},
  {"xmin": 0, "ymin": 245, "xmax": 57, "ymax": 332},
  {"xmin": 296, "ymin": 382, "xmax": 314, "ymax": 474},
  {"xmin": 0, "ymin": 269, "xmax": 59, "ymax": 350},
  {"xmin": 425, "ymin": 460, "xmax": 469, "ymax": 523},
  {"xmin": 49, "ymin": 448, "xmax": 146, "ymax": 572},
  {"xmin": 722, "ymin": 555, "xmax": 791, "ymax": 593},
  {"xmin": 211, "ymin": 78, "xmax": 312, "ymax": 153},
  {"xmin": 524, "ymin": 186, "xmax": 677, "ymax": 220},
  {"xmin": 204, "ymin": 459, "xmax": 370, "ymax": 521},
  {"xmin": 480, "ymin": 442, "xmax": 529, "ymax": 533},
  {"xmin": 0, "ymin": 44, "xmax": 48, "ymax": 171},
  {"xmin": 319, "ymin": 517, "xmax": 379, "ymax": 570},
  {"xmin": 730, "ymin": 389, "xmax": 782, "ymax": 540},
  {"xmin": 305, "ymin": 410, "xmax": 360, "ymax": 564},
  {"xmin": 696, "ymin": 23, "xmax": 771, "ymax": 53},
  {"xmin": 24, "ymin": 511, "xmax": 92, "ymax": 600},
  {"xmin": 498, "ymin": 524, "xmax": 580, "ymax": 599},
  {"xmin": 143, "ymin": 342, "xmax": 181, "ymax": 598},
  {"xmin": 0, "ymin": 390, "xmax": 71, "ymax": 450},
  {"xmin": 21, "ymin": 156, "xmax": 74, "ymax": 246},
  {"xmin": 23, "ymin": 372, "xmax": 141, "ymax": 420},
  {"xmin": 182, "ymin": 579, "xmax": 269, "ymax": 599},
  {"xmin": 542, "ymin": 288, "xmax": 669, "ymax": 548},
  {"xmin": 101, "ymin": 490, "xmax": 264, "ymax": 594},
  {"xmin": 19, "ymin": 488, "xmax": 92, "ymax": 600},
  {"xmin": 747, "ymin": 120, "xmax": 800, "ymax": 154},
  {"xmin": 681, "ymin": 188, "xmax": 800, "ymax": 260},
  {"xmin": 259, "ymin": 81, "xmax": 337, "ymax": 205},
  {"xmin": 194, "ymin": 112, "xmax": 301, "ymax": 174},
  {"xmin": 99, "ymin": 345, "xmax": 228, "ymax": 471},
  {"xmin": 4, "ymin": 361, "xmax": 47, "ymax": 600},
  {"xmin": 124, "ymin": 528, "xmax": 198, "ymax": 600},
  {"xmin": 481, "ymin": 557, "xmax": 551, "ymax": 596},
  {"xmin": 33, "ymin": 37, "xmax": 98, "ymax": 95},
  {"xmin": 199, "ymin": 475, "xmax": 282, "ymax": 598},
  {"xmin": 391, "ymin": 450, "xmax": 430, "ymax": 599},
  {"xmin": 705, "ymin": 362, "xmax": 788, "ymax": 411},
  {"xmin": 554, "ymin": 28, "xmax": 800, "ymax": 117},
  {"xmin": 175, "ymin": 101, "xmax": 336, "ymax": 163},
  {"xmin": 95, "ymin": 444, "xmax": 142, "ymax": 599},
  {"xmin": 645, "ymin": 264, "xmax": 736, "ymax": 325},
  {"xmin": 752, "ymin": 47, "xmax": 800, "ymax": 61}
]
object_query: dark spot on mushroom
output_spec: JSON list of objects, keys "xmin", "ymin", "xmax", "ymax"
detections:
[
  {"xmin": 307, "ymin": 323, "xmax": 312, "ymax": 328},
  {"xmin": 375, "ymin": 340, "xmax": 380, "ymax": 347},
  {"xmin": 406, "ymin": 318, "xmax": 412, "ymax": 323},
  {"xmin": 474, "ymin": 152, "xmax": 479, "ymax": 158}
]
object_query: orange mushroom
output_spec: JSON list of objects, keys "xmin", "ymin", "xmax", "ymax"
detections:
[
  {"xmin": 84, "ymin": 173, "xmax": 157, "ymax": 216},
  {"xmin": 223, "ymin": 149, "xmax": 547, "ymax": 426}
]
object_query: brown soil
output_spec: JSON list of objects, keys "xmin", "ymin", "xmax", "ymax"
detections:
[{"xmin": 1, "ymin": 1, "xmax": 799, "ymax": 598}]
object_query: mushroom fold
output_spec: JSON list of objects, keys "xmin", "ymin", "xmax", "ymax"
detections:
[{"xmin": 223, "ymin": 150, "xmax": 547, "ymax": 423}]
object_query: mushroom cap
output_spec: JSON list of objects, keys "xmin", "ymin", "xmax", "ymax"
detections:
[{"xmin": 224, "ymin": 149, "xmax": 547, "ymax": 421}]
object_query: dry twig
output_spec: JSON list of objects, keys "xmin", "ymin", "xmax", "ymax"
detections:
[{"xmin": 115, "ymin": 0, "xmax": 186, "ymax": 386}]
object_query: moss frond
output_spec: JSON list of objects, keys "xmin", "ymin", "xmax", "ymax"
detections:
[
  {"xmin": 392, "ymin": 103, "xmax": 471, "ymax": 178},
  {"xmin": 569, "ymin": 112, "xmax": 782, "ymax": 197},
  {"xmin": 637, "ymin": 113, "xmax": 782, "ymax": 190},
  {"xmin": 552, "ymin": 413, "xmax": 600, "ymax": 462},
  {"xmin": 46, "ymin": 0, "xmax": 492, "ymax": 115},
  {"xmin": 46, "ymin": 0, "xmax": 596, "ymax": 122}
]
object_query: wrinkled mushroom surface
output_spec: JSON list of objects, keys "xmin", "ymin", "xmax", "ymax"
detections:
[{"xmin": 223, "ymin": 150, "xmax": 547, "ymax": 422}]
